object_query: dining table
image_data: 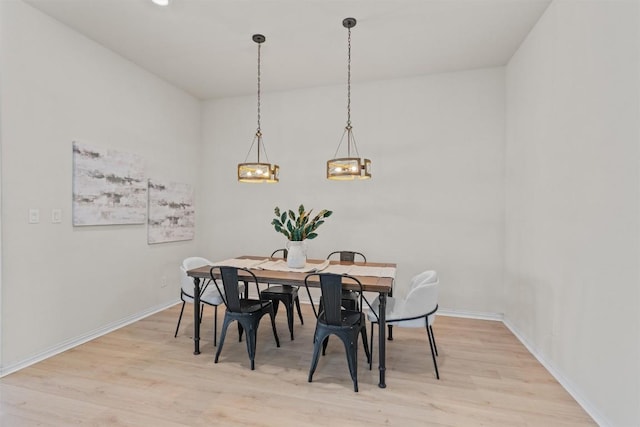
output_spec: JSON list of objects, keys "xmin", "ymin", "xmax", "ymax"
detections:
[{"xmin": 187, "ymin": 255, "xmax": 396, "ymax": 388}]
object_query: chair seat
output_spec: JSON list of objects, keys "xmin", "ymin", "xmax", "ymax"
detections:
[
  {"xmin": 319, "ymin": 310, "xmax": 362, "ymax": 328},
  {"xmin": 183, "ymin": 282, "xmax": 246, "ymax": 306},
  {"xmin": 182, "ymin": 287, "xmax": 224, "ymax": 306},
  {"xmin": 237, "ymin": 299, "xmax": 272, "ymax": 314},
  {"xmin": 261, "ymin": 285, "xmax": 298, "ymax": 297},
  {"xmin": 367, "ymin": 296, "xmax": 433, "ymax": 327}
]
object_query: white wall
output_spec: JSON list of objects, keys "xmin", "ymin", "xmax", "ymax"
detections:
[
  {"xmin": 201, "ymin": 68, "xmax": 506, "ymax": 314},
  {"xmin": 505, "ymin": 1, "xmax": 639, "ymax": 426},
  {"xmin": 0, "ymin": 1, "xmax": 201, "ymax": 370},
  {"xmin": 4, "ymin": 1, "xmax": 635, "ymax": 423}
]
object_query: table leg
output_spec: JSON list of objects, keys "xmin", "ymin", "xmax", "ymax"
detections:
[
  {"xmin": 378, "ymin": 291, "xmax": 387, "ymax": 388},
  {"xmin": 387, "ymin": 286, "xmax": 394, "ymax": 341},
  {"xmin": 238, "ymin": 280, "xmax": 249, "ymax": 342},
  {"xmin": 193, "ymin": 277, "xmax": 201, "ymax": 355}
]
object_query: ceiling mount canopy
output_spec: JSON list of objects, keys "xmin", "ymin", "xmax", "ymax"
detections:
[
  {"xmin": 238, "ymin": 34, "xmax": 279, "ymax": 183},
  {"xmin": 326, "ymin": 17, "xmax": 371, "ymax": 181}
]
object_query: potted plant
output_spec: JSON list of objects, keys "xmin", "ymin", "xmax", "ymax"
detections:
[{"xmin": 271, "ymin": 204, "xmax": 333, "ymax": 268}]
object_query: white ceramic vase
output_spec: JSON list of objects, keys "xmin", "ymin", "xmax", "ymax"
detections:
[{"xmin": 286, "ymin": 240, "xmax": 307, "ymax": 268}]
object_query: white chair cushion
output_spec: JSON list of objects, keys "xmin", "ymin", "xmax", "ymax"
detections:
[
  {"xmin": 367, "ymin": 297, "xmax": 428, "ymax": 328},
  {"xmin": 366, "ymin": 277, "xmax": 438, "ymax": 328}
]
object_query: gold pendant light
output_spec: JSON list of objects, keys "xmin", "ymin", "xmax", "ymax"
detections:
[
  {"xmin": 327, "ymin": 18, "xmax": 371, "ymax": 181},
  {"xmin": 238, "ymin": 34, "xmax": 279, "ymax": 183}
]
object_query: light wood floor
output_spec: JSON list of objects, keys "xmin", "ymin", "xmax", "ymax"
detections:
[{"xmin": 0, "ymin": 304, "xmax": 595, "ymax": 426}]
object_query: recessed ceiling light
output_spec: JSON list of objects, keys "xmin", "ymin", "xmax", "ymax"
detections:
[{"xmin": 151, "ymin": 0, "xmax": 170, "ymax": 6}]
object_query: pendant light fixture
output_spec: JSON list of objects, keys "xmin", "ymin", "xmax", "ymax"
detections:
[
  {"xmin": 327, "ymin": 17, "xmax": 371, "ymax": 180},
  {"xmin": 238, "ymin": 34, "xmax": 279, "ymax": 183}
]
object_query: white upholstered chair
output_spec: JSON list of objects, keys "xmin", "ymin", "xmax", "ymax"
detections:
[
  {"xmin": 174, "ymin": 257, "xmax": 224, "ymax": 345},
  {"xmin": 367, "ymin": 270, "xmax": 440, "ymax": 379}
]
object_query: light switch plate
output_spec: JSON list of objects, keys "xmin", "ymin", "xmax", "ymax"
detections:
[
  {"xmin": 51, "ymin": 209, "xmax": 62, "ymax": 223},
  {"xmin": 28, "ymin": 208, "xmax": 40, "ymax": 224}
]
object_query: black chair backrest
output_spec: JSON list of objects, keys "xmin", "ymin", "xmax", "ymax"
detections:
[
  {"xmin": 271, "ymin": 248, "xmax": 288, "ymax": 259},
  {"xmin": 326, "ymin": 251, "xmax": 367, "ymax": 263},
  {"xmin": 210, "ymin": 266, "xmax": 263, "ymax": 312},
  {"xmin": 304, "ymin": 273, "xmax": 364, "ymax": 326}
]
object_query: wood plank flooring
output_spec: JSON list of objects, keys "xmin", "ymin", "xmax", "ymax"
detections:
[{"xmin": 0, "ymin": 304, "xmax": 595, "ymax": 426}]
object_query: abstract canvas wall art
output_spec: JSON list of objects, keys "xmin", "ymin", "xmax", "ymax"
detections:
[
  {"xmin": 72, "ymin": 142, "xmax": 147, "ymax": 226},
  {"xmin": 147, "ymin": 180, "xmax": 195, "ymax": 244}
]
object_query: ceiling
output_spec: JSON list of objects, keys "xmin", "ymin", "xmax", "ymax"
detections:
[{"xmin": 24, "ymin": 0, "xmax": 551, "ymax": 100}]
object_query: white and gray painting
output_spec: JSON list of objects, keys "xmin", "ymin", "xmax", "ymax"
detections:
[
  {"xmin": 147, "ymin": 180, "xmax": 194, "ymax": 244},
  {"xmin": 72, "ymin": 142, "xmax": 147, "ymax": 226}
]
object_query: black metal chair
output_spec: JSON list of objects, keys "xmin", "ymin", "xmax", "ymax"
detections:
[
  {"xmin": 326, "ymin": 251, "xmax": 367, "ymax": 263},
  {"xmin": 260, "ymin": 249, "xmax": 304, "ymax": 340},
  {"xmin": 326, "ymin": 251, "xmax": 367, "ymax": 310},
  {"xmin": 210, "ymin": 266, "xmax": 280, "ymax": 370},
  {"xmin": 304, "ymin": 273, "xmax": 371, "ymax": 392}
]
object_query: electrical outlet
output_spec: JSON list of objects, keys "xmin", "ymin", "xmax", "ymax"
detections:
[
  {"xmin": 160, "ymin": 275, "xmax": 167, "ymax": 288},
  {"xmin": 28, "ymin": 208, "xmax": 40, "ymax": 224},
  {"xmin": 51, "ymin": 209, "xmax": 62, "ymax": 223}
]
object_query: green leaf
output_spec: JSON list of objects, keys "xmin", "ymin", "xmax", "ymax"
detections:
[
  {"xmin": 274, "ymin": 207, "xmax": 281, "ymax": 217},
  {"xmin": 288, "ymin": 210, "xmax": 295, "ymax": 221},
  {"xmin": 298, "ymin": 204, "xmax": 305, "ymax": 216},
  {"xmin": 303, "ymin": 224, "xmax": 312, "ymax": 236},
  {"xmin": 306, "ymin": 232, "xmax": 318, "ymax": 240},
  {"xmin": 281, "ymin": 212, "xmax": 287, "ymax": 223}
]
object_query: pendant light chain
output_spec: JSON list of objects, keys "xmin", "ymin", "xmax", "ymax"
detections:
[
  {"xmin": 346, "ymin": 26, "xmax": 352, "ymax": 129},
  {"xmin": 257, "ymin": 41, "xmax": 261, "ymax": 135},
  {"xmin": 256, "ymin": 41, "xmax": 262, "ymax": 162},
  {"xmin": 346, "ymin": 24, "xmax": 353, "ymax": 158}
]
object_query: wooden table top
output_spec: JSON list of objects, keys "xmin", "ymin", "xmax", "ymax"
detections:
[{"xmin": 187, "ymin": 255, "xmax": 395, "ymax": 293}]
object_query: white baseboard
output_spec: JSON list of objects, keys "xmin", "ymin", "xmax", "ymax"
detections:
[
  {"xmin": 437, "ymin": 308, "xmax": 504, "ymax": 322},
  {"xmin": 503, "ymin": 318, "xmax": 610, "ymax": 427},
  {"xmin": 0, "ymin": 301, "xmax": 177, "ymax": 378}
]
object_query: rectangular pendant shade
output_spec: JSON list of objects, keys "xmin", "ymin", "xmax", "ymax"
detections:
[
  {"xmin": 238, "ymin": 163, "xmax": 279, "ymax": 183},
  {"xmin": 326, "ymin": 157, "xmax": 371, "ymax": 180}
]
